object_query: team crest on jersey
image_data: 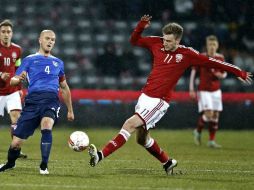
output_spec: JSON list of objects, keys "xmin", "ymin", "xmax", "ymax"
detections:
[
  {"xmin": 12, "ymin": 52, "xmax": 17, "ymax": 62},
  {"xmin": 175, "ymin": 54, "xmax": 183, "ymax": 63},
  {"xmin": 52, "ymin": 61, "xmax": 58, "ymax": 67}
]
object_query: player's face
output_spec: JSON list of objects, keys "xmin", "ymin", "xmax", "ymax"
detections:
[
  {"xmin": 0, "ymin": 26, "xmax": 13, "ymax": 46},
  {"xmin": 39, "ymin": 31, "xmax": 56, "ymax": 53},
  {"xmin": 206, "ymin": 40, "xmax": 218, "ymax": 56},
  {"xmin": 162, "ymin": 34, "xmax": 179, "ymax": 51}
]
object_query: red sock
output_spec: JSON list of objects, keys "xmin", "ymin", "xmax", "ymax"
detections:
[
  {"xmin": 208, "ymin": 121, "xmax": 218, "ymax": 141},
  {"xmin": 144, "ymin": 138, "xmax": 169, "ymax": 164},
  {"xmin": 197, "ymin": 115, "xmax": 207, "ymax": 133},
  {"xmin": 102, "ymin": 129, "xmax": 131, "ymax": 158}
]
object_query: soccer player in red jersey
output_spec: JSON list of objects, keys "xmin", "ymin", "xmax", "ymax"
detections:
[
  {"xmin": 88, "ymin": 15, "xmax": 252, "ymax": 175},
  {"xmin": 0, "ymin": 20, "xmax": 27, "ymax": 158},
  {"xmin": 189, "ymin": 35, "xmax": 226, "ymax": 148}
]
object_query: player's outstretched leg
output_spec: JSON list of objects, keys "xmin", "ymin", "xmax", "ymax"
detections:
[
  {"xmin": 0, "ymin": 146, "xmax": 20, "ymax": 172},
  {"xmin": 88, "ymin": 128, "xmax": 131, "ymax": 167}
]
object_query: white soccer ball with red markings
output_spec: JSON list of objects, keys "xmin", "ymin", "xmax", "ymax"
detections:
[{"xmin": 68, "ymin": 131, "xmax": 89, "ymax": 152}]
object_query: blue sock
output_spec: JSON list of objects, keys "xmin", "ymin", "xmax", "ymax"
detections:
[
  {"xmin": 41, "ymin": 129, "xmax": 52, "ymax": 164},
  {"xmin": 7, "ymin": 146, "xmax": 21, "ymax": 166}
]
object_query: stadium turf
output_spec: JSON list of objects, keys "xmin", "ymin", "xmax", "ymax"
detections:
[{"xmin": 0, "ymin": 127, "xmax": 253, "ymax": 190}]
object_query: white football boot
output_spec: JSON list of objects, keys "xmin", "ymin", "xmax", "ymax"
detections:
[
  {"xmin": 88, "ymin": 144, "xmax": 100, "ymax": 167},
  {"xmin": 163, "ymin": 159, "xmax": 178, "ymax": 175}
]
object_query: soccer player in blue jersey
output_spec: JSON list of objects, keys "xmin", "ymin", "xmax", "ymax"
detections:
[{"xmin": 0, "ymin": 30, "xmax": 74, "ymax": 175}]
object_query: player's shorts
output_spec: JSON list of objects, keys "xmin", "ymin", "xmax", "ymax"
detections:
[
  {"xmin": 135, "ymin": 93, "xmax": 169, "ymax": 130},
  {"xmin": 197, "ymin": 89, "xmax": 222, "ymax": 113},
  {"xmin": 13, "ymin": 92, "xmax": 60, "ymax": 139},
  {"xmin": 0, "ymin": 91, "xmax": 22, "ymax": 116}
]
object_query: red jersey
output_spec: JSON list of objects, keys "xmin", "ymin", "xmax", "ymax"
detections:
[
  {"xmin": 195, "ymin": 53, "xmax": 225, "ymax": 91},
  {"xmin": 0, "ymin": 42, "xmax": 22, "ymax": 95},
  {"xmin": 130, "ymin": 21, "xmax": 247, "ymax": 102}
]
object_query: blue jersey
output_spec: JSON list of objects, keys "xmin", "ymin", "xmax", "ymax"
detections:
[{"xmin": 16, "ymin": 53, "xmax": 65, "ymax": 95}]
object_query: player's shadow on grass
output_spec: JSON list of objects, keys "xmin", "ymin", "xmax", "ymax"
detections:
[{"xmin": 113, "ymin": 168, "xmax": 167, "ymax": 177}]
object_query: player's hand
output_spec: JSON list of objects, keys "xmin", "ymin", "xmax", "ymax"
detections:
[
  {"xmin": 237, "ymin": 72, "xmax": 253, "ymax": 84},
  {"xmin": 67, "ymin": 111, "xmax": 74, "ymax": 121},
  {"xmin": 141, "ymin": 14, "xmax": 152, "ymax": 28},
  {"xmin": 1, "ymin": 72, "xmax": 10, "ymax": 81},
  {"xmin": 13, "ymin": 71, "xmax": 27, "ymax": 83},
  {"xmin": 189, "ymin": 90, "xmax": 196, "ymax": 99},
  {"xmin": 19, "ymin": 71, "xmax": 27, "ymax": 82}
]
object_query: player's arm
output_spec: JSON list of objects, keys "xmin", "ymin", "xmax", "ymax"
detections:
[
  {"xmin": 10, "ymin": 71, "xmax": 26, "ymax": 86},
  {"xmin": 129, "ymin": 14, "xmax": 160, "ymax": 48},
  {"xmin": 59, "ymin": 79, "xmax": 74, "ymax": 121},
  {"xmin": 212, "ymin": 69, "xmax": 227, "ymax": 79},
  {"xmin": 15, "ymin": 58, "xmax": 23, "ymax": 90},
  {"xmin": 11, "ymin": 56, "xmax": 29, "ymax": 86},
  {"xmin": 189, "ymin": 68, "xmax": 197, "ymax": 99},
  {"xmin": 189, "ymin": 51, "xmax": 252, "ymax": 84},
  {"xmin": 211, "ymin": 56, "xmax": 227, "ymax": 79}
]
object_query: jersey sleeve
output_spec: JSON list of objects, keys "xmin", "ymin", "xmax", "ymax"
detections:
[
  {"xmin": 59, "ymin": 60, "xmax": 66, "ymax": 82},
  {"xmin": 15, "ymin": 57, "xmax": 29, "ymax": 75},
  {"xmin": 187, "ymin": 49, "xmax": 247, "ymax": 79},
  {"xmin": 129, "ymin": 21, "xmax": 161, "ymax": 49}
]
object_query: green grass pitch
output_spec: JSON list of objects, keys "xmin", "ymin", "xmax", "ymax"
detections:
[{"xmin": 0, "ymin": 127, "xmax": 253, "ymax": 190}]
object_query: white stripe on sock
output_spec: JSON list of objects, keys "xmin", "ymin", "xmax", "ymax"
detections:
[
  {"xmin": 119, "ymin": 129, "xmax": 131, "ymax": 141},
  {"xmin": 144, "ymin": 138, "xmax": 154, "ymax": 148}
]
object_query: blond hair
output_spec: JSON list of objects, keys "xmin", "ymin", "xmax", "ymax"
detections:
[{"xmin": 162, "ymin": 22, "xmax": 183, "ymax": 40}]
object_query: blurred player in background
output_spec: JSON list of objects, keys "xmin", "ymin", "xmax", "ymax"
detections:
[
  {"xmin": 88, "ymin": 15, "xmax": 252, "ymax": 175},
  {"xmin": 189, "ymin": 35, "xmax": 226, "ymax": 148},
  {"xmin": 0, "ymin": 30, "xmax": 74, "ymax": 175},
  {"xmin": 0, "ymin": 19, "xmax": 27, "ymax": 158}
]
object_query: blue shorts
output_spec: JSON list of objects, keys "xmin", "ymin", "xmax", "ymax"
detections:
[{"xmin": 14, "ymin": 92, "xmax": 60, "ymax": 139}]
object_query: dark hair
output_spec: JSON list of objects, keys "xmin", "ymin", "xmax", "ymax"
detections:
[
  {"xmin": 0, "ymin": 19, "xmax": 13, "ymax": 29},
  {"xmin": 162, "ymin": 22, "xmax": 183, "ymax": 40},
  {"xmin": 206, "ymin": 35, "xmax": 218, "ymax": 42}
]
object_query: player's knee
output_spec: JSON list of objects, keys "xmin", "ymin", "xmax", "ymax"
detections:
[
  {"xmin": 11, "ymin": 138, "xmax": 22, "ymax": 149},
  {"xmin": 204, "ymin": 111, "xmax": 213, "ymax": 121},
  {"xmin": 123, "ymin": 119, "xmax": 137, "ymax": 133},
  {"xmin": 41, "ymin": 117, "xmax": 54, "ymax": 130}
]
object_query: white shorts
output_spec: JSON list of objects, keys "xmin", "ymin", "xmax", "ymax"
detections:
[
  {"xmin": 197, "ymin": 90, "xmax": 222, "ymax": 113},
  {"xmin": 135, "ymin": 93, "xmax": 169, "ymax": 130},
  {"xmin": 0, "ymin": 91, "xmax": 22, "ymax": 116}
]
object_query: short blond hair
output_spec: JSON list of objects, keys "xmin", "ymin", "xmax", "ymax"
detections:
[{"xmin": 162, "ymin": 22, "xmax": 183, "ymax": 40}]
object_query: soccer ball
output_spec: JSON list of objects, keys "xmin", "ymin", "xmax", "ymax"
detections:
[{"xmin": 68, "ymin": 131, "xmax": 89, "ymax": 152}]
